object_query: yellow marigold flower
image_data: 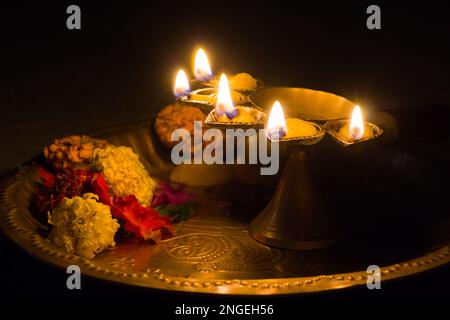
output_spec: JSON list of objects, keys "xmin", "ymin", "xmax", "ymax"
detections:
[{"xmin": 94, "ymin": 145, "xmax": 156, "ymax": 206}]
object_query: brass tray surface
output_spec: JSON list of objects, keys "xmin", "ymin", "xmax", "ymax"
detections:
[{"xmin": 1, "ymin": 117, "xmax": 449, "ymax": 295}]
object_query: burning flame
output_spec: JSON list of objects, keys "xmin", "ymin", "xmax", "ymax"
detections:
[
  {"xmin": 216, "ymin": 73, "xmax": 236, "ymax": 116},
  {"xmin": 173, "ymin": 69, "xmax": 190, "ymax": 98},
  {"xmin": 266, "ymin": 100, "xmax": 287, "ymax": 139},
  {"xmin": 194, "ymin": 48, "xmax": 212, "ymax": 81},
  {"xmin": 349, "ymin": 105, "xmax": 365, "ymax": 140}
]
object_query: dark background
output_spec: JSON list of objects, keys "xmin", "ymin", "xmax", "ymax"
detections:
[
  {"xmin": 2, "ymin": 0, "xmax": 450, "ymax": 306},
  {"xmin": 3, "ymin": 1, "xmax": 450, "ymax": 175}
]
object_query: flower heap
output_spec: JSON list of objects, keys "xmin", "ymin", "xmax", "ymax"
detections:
[{"xmin": 33, "ymin": 135, "xmax": 195, "ymax": 258}]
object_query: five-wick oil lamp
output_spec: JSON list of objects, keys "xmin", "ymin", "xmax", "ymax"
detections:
[{"xmin": 171, "ymin": 49, "xmax": 384, "ymax": 251}]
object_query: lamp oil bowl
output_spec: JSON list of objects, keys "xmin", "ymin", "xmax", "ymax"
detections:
[
  {"xmin": 204, "ymin": 73, "xmax": 266, "ymax": 130},
  {"xmin": 204, "ymin": 106, "xmax": 266, "ymax": 130},
  {"xmin": 193, "ymin": 73, "xmax": 264, "ymax": 94},
  {"xmin": 267, "ymin": 120, "xmax": 326, "ymax": 146},
  {"xmin": 192, "ymin": 48, "xmax": 263, "ymax": 93},
  {"xmin": 324, "ymin": 105, "xmax": 383, "ymax": 146},
  {"xmin": 178, "ymin": 88, "xmax": 248, "ymax": 114},
  {"xmin": 324, "ymin": 119, "xmax": 383, "ymax": 146}
]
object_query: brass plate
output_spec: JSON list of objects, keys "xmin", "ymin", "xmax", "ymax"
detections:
[{"xmin": 0, "ymin": 118, "xmax": 449, "ymax": 295}]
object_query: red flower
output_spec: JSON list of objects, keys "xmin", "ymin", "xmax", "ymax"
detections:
[
  {"xmin": 91, "ymin": 173, "xmax": 112, "ymax": 206},
  {"xmin": 34, "ymin": 166, "xmax": 95, "ymax": 213},
  {"xmin": 54, "ymin": 169, "xmax": 94, "ymax": 204},
  {"xmin": 90, "ymin": 174, "xmax": 174, "ymax": 242},
  {"xmin": 112, "ymin": 195, "xmax": 173, "ymax": 242},
  {"xmin": 36, "ymin": 166, "xmax": 56, "ymax": 188}
]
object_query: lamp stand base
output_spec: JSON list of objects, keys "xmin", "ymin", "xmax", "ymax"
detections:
[{"xmin": 250, "ymin": 150, "xmax": 338, "ymax": 250}]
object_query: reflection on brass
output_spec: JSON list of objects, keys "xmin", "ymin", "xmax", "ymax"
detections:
[
  {"xmin": 0, "ymin": 118, "xmax": 449, "ymax": 295},
  {"xmin": 250, "ymin": 87, "xmax": 354, "ymax": 121}
]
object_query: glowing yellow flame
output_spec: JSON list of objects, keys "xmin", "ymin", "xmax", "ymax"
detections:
[
  {"xmin": 349, "ymin": 105, "xmax": 365, "ymax": 140},
  {"xmin": 173, "ymin": 69, "xmax": 190, "ymax": 97},
  {"xmin": 266, "ymin": 100, "xmax": 287, "ymax": 139},
  {"xmin": 215, "ymin": 73, "xmax": 235, "ymax": 115},
  {"xmin": 194, "ymin": 48, "xmax": 212, "ymax": 81}
]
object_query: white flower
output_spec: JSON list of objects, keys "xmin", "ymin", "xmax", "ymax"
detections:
[{"xmin": 48, "ymin": 193, "xmax": 119, "ymax": 259}]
